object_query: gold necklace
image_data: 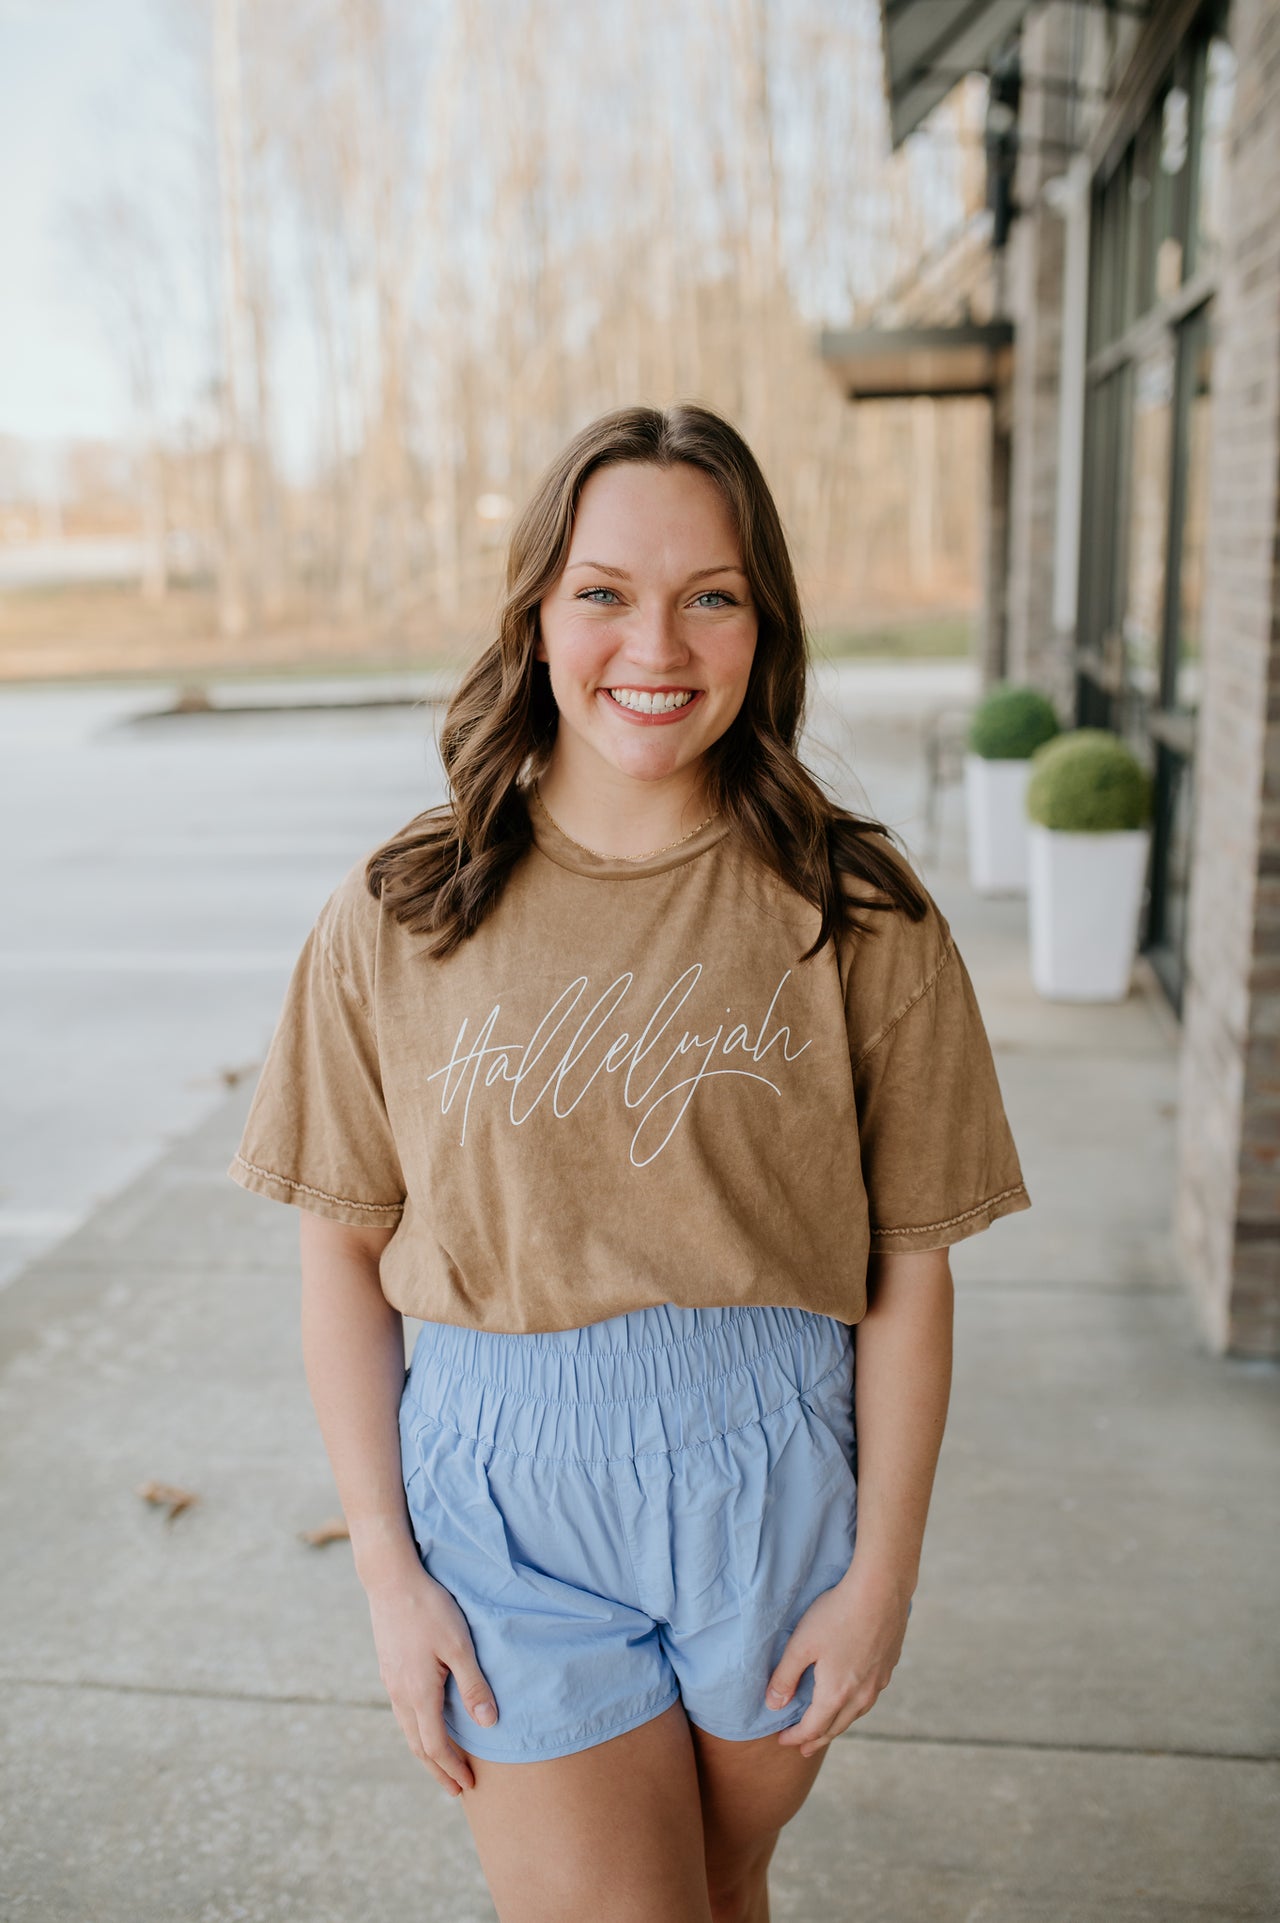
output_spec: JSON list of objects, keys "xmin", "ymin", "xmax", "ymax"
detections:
[{"xmin": 532, "ymin": 783, "xmax": 719, "ymax": 863}]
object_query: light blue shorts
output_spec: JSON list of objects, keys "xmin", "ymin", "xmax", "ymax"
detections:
[{"xmin": 398, "ymin": 1300, "xmax": 870, "ymax": 1765}]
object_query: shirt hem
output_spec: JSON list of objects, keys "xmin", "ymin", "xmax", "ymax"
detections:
[
  {"xmin": 867, "ymin": 1181, "xmax": 1031, "ymax": 1252},
  {"xmin": 227, "ymin": 1152, "xmax": 405, "ymax": 1227}
]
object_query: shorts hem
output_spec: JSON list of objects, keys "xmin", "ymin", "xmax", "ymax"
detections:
[
  {"xmin": 443, "ymin": 1683, "xmax": 683, "ymax": 1765},
  {"xmin": 684, "ymin": 1707, "xmax": 806, "ymax": 1743}
]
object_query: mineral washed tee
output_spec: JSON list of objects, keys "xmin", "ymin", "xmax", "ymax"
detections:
[{"xmin": 227, "ymin": 790, "xmax": 1031, "ymax": 1331}]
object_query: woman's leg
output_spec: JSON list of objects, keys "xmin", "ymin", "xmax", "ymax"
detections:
[
  {"xmin": 454, "ymin": 1699, "xmax": 831, "ymax": 1923},
  {"xmin": 690, "ymin": 1722, "xmax": 830, "ymax": 1923},
  {"xmin": 454, "ymin": 1698, "xmax": 714, "ymax": 1923}
]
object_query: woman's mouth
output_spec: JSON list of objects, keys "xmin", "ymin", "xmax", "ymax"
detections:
[{"xmin": 601, "ymin": 686, "xmax": 702, "ymax": 722}]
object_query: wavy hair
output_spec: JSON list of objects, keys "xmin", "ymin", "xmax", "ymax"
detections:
[{"xmin": 366, "ymin": 401, "xmax": 929, "ymax": 959}]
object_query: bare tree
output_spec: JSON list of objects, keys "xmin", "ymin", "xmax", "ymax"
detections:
[
  {"xmin": 68, "ymin": 0, "xmax": 987, "ymax": 654},
  {"xmin": 212, "ymin": 0, "xmax": 252, "ymax": 638},
  {"xmin": 62, "ymin": 193, "xmax": 174, "ymax": 603}
]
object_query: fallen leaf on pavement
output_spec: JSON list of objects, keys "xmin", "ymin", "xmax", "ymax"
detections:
[
  {"xmin": 300, "ymin": 1516, "xmax": 350, "ymax": 1547},
  {"xmin": 137, "ymin": 1479, "xmax": 200, "ymax": 1522}
]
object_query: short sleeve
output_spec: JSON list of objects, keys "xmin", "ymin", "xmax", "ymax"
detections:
[
  {"xmin": 227, "ymin": 900, "xmax": 406, "ymax": 1229},
  {"xmin": 849, "ymin": 918, "xmax": 1031, "ymax": 1254}
]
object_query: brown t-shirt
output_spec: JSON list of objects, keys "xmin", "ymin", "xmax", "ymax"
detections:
[{"xmin": 228, "ymin": 792, "xmax": 1031, "ymax": 1331}]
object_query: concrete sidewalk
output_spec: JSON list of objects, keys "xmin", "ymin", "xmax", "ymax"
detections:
[{"xmin": 1, "ymin": 695, "xmax": 1278, "ymax": 1921}]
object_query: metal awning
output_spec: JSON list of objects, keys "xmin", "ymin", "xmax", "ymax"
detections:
[
  {"xmin": 819, "ymin": 323, "xmax": 1014, "ymax": 401},
  {"xmin": 879, "ymin": 0, "xmax": 1035, "ymax": 146}
]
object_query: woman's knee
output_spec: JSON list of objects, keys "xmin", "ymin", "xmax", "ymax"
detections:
[{"xmin": 705, "ymin": 1831, "xmax": 778, "ymax": 1923}]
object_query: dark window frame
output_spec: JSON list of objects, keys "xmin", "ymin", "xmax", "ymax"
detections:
[{"xmin": 1074, "ymin": 0, "xmax": 1230, "ymax": 1016}]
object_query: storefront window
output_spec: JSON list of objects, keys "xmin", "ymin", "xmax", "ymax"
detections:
[
  {"xmin": 1173, "ymin": 317, "xmax": 1213, "ymax": 714},
  {"xmin": 1076, "ymin": 3, "xmax": 1230, "ymax": 1016},
  {"xmin": 1153, "ymin": 82, "xmax": 1188, "ymax": 299},
  {"xmin": 1189, "ymin": 33, "xmax": 1236, "ymax": 276},
  {"xmin": 1126, "ymin": 125, "xmax": 1154, "ymax": 323},
  {"xmin": 1154, "ymin": 747, "xmax": 1196, "ymax": 1010},
  {"xmin": 1123, "ymin": 339, "xmax": 1176, "ymax": 706},
  {"xmin": 1090, "ymin": 160, "xmax": 1128, "ymax": 351}
]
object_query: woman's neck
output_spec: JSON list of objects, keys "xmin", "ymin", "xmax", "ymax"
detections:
[{"xmin": 532, "ymin": 762, "xmax": 716, "ymax": 862}]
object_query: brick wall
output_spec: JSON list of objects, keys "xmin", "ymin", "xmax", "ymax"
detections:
[{"xmin": 1175, "ymin": 0, "xmax": 1280, "ymax": 1355}]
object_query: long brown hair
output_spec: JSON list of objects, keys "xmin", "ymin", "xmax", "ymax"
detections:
[{"xmin": 366, "ymin": 401, "xmax": 929, "ymax": 960}]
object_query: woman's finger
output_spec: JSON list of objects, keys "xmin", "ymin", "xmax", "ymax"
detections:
[
  {"xmin": 413, "ymin": 1701, "xmax": 476, "ymax": 1794},
  {"xmin": 389, "ymin": 1695, "xmax": 463, "ymax": 1794},
  {"xmin": 795, "ymin": 1686, "xmax": 883, "ymax": 1753},
  {"xmin": 765, "ymin": 1645, "xmax": 812, "ymax": 1710},
  {"xmin": 442, "ymin": 1638, "xmax": 499, "ymax": 1731},
  {"xmin": 776, "ymin": 1705, "xmax": 838, "ymax": 1749},
  {"xmin": 387, "ymin": 1678, "xmax": 475, "ymax": 1795},
  {"xmin": 777, "ymin": 1687, "xmax": 854, "ymax": 1751}
]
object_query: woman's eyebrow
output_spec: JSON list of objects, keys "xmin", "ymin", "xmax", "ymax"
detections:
[{"xmin": 564, "ymin": 561, "xmax": 744, "ymax": 581}]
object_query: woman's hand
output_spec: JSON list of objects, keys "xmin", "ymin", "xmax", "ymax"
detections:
[
  {"xmin": 765, "ymin": 1561, "xmax": 912, "ymax": 1758},
  {"xmin": 365, "ymin": 1563, "xmax": 499, "ymax": 1796},
  {"xmin": 766, "ymin": 1248, "xmax": 951, "ymax": 1758}
]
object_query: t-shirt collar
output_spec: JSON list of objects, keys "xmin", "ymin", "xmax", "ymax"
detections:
[{"xmin": 524, "ymin": 783, "xmax": 732, "ymax": 879}]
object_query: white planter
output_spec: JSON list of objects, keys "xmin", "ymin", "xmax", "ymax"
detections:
[
  {"xmin": 964, "ymin": 753, "xmax": 1033, "ymax": 894},
  {"xmin": 1027, "ymin": 823, "xmax": 1151, "ymax": 1001}
]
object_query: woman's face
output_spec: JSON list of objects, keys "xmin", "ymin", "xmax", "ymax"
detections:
[{"xmin": 535, "ymin": 461, "xmax": 758, "ymax": 792}]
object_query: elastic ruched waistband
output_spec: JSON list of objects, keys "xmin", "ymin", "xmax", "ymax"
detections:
[{"xmin": 401, "ymin": 1300, "xmax": 853, "ymax": 1463}]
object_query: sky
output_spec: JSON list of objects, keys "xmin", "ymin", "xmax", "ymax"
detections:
[
  {"xmin": 0, "ymin": 0, "xmax": 326, "ymax": 480},
  {"xmin": 0, "ymin": 0, "xmax": 167, "ymax": 444}
]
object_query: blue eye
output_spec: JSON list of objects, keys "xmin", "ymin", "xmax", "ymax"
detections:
[{"xmin": 575, "ymin": 585, "xmax": 737, "ymax": 607}]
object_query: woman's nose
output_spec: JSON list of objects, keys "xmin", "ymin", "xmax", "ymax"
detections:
[{"xmin": 624, "ymin": 605, "xmax": 691, "ymax": 669}]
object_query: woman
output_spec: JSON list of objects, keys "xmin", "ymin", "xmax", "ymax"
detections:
[{"xmin": 229, "ymin": 402, "xmax": 1031, "ymax": 1922}]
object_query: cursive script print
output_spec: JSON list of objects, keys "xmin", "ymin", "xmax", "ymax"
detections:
[{"xmin": 424, "ymin": 962, "xmax": 813, "ymax": 1167}]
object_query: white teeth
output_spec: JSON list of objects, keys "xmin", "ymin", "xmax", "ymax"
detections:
[{"xmin": 606, "ymin": 688, "xmax": 696, "ymax": 714}]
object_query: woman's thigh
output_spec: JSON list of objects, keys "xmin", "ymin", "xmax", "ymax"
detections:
[
  {"xmin": 455, "ymin": 1698, "xmax": 714, "ymax": 1923},
  {"xmin": 454, "ymin": 1702, "xmax": 831, "ymax": 1923},
  {"xmin": 690, "ymin": 1720, "xmax": 830, "ymax": 1893}
]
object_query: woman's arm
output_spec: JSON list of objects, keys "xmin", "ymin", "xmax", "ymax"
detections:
[
  {"xmin": 842, "ymin": 1245, "xmax": 954, "ymax": 1602},
  {"xmin": 297, "ymin": 1211, "xmax": 419, "ymax": 1590},
  {"xmin": 769, "ymin": 1246, "xmax": 954, "ymax": 1754},
  {"xmin": 297, "ymin": 1211, "xmax": 498, "ymax": 1796}
]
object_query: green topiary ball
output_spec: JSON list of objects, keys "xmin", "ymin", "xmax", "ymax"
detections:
[
  {"xmin": 968, "ymin": 683, "xmax": 1062, "ymax": 759},
  {"xmin": 1025, "ymin": 728, "xmax": 1153, "ymax": 831}
]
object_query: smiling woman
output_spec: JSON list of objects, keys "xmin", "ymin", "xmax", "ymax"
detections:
[
  {"xmin": 226, "ymin": 401, "xmax": 1031, "ymax": 1923},
  {"xmin": 362, "ymin": 401, "xmax": 930, "ymax": 959},
  {"xmin": 532, "ymin": 461, "xmax": 758, "ymax": 844}
]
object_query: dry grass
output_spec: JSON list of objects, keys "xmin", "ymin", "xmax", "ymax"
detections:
[{"xmin": 0, "ymin": 583, "xmax": 484, "ymax": 683}]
